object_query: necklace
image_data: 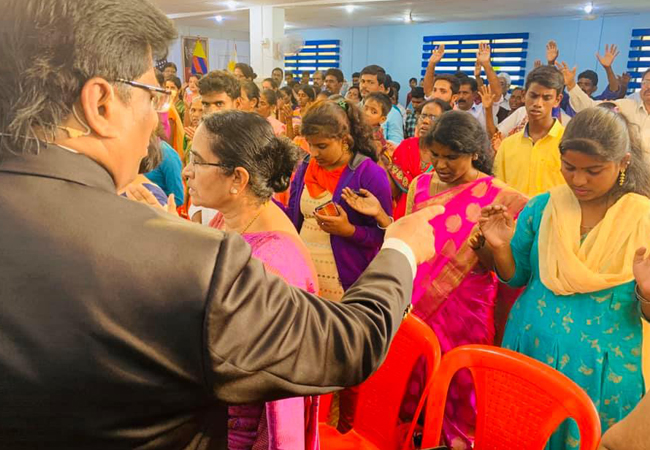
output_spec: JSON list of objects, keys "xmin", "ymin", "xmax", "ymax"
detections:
[
  {"xmin": 240, "ymin": 203, "xmax": 268, "ymax": 234},
  {"xmin": 433, "ymin": 169, "xmax": 481, "ymax": 195},
  {"xmin": 579, "ymin": 193, "xmax": 612, "ymax": 235}
]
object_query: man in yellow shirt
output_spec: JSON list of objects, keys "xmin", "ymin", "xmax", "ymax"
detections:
[{"xmin": 494, "ymin": 66, "xmax": 566, "ymax": 197}]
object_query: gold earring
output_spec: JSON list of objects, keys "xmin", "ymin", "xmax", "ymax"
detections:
[{"xmin": 619, "ymin": 169, "xmax": 626, "ymax": 186}]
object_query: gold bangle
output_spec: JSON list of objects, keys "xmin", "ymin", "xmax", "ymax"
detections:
[{"xmin": 635, "ymin": 285, "xmax": 650, "ymax": 305}]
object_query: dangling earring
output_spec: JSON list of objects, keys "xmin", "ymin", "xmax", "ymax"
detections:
[
  {"xmin": 230, "ymin": 188, "xmax": 239, "ymax": 194},
  {"xmin": 472, "ymin": 154, "xmax": 478, "ymax": 161},
  {"xmin": 618, "ymin": 169, "xmax": 626, "ymax": 186}
]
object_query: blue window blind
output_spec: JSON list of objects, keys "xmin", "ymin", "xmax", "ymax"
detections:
[
  {"xmin": 627, "ymin": 29, "xmax": 650, "ymax": 92},
  {"xmin": 284, "ymin": 40, "xmax": 340, "ymax": 79},
  {"xmin": 421, "ymin": 33, "xmax": 529, "ymax": 87}
]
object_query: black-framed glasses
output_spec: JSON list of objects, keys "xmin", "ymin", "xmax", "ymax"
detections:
[
  {"xmin": 188, "ymin": 151, "xmax": 232, "ymax": 169},
  {"xmin": 116, "ymin": 79, "xmax": 172, "ymax": 112}
]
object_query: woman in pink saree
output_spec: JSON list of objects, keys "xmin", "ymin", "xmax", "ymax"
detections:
[
  {"xmin": 407, "ymin": 111, "xmax": 527, "ymax": 449},
  {"xmin": 182, "ymin": 110, "xmax": 320, "ymax": 450},
  {"xmin": 344, "ymin": 111, "xmax": 527, "ymax": 448}
]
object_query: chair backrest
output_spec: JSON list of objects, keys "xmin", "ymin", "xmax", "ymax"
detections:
[
  {"xmin": 352, "ymin": 314, "xmax": 441, "ymax": 448},
  {"xmin": 421, "ymin": 345, "xmax": 601, "ymax": 450}
]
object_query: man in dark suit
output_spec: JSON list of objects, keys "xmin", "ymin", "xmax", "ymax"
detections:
[{"xmin": 0, "ymin": 0, "xmax": 444, "ymax": 448}]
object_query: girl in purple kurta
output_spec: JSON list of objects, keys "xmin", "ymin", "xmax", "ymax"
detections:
[
  {"xmin": 285, "ymin": 98, "xmax": 392, "ymax": 432},
  {"xmin": 285, "ymin": 99, "xmax": 393, "ymax": 300}
]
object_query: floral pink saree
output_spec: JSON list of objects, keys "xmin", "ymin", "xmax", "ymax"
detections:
[{"xmin": 403, "ymin": 173, "xmax": 527, "ymax": 449}]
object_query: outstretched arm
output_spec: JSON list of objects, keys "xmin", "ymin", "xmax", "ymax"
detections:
[{"xmin": 423, "ymin": 44, "xmax": 445, "ymax": 97}]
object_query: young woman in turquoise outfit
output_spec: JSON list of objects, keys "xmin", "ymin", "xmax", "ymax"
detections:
[{"xmin": 480, "ymin": 107, "xmax": 650, "ymax": 449}]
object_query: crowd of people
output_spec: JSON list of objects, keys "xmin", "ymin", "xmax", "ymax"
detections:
[{"xmin": 2, "ymin": 0, "xmax": 650, "ymax": 449}]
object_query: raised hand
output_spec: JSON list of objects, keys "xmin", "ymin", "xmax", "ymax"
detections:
[
  {"xmin": 556, "ymin": 61, "xmax": 577, "ymax": 90},
  {"xmin": 341, "ymin": 188, "xmax": 382, "ymax": 218},
  {"xmin": 476, "ymin": 42, "xmax": 492, "ymax": 66},
  {"xmin": 429, "ymin": 44, "xmax": 445, "ymax": 66},
  {"xmin": 478, "ymin": 84, "xmax": 495, "ymax": 110},
  {"xmin": 546, "ymin": 40, "xmax": 559, "ymax": 65},
  {"xmin": 596, "ymin": 44, "xmax": 619, "ymax": 68},
  {"xmin": 478, "ymin": 205, "xmax": 515, "ymax": 250},
  {"xmin": 620, "ymin": 72, "xmax": 631, "ymax": 87},
  {"xmin": 185, "ymin": 126, "xmax": 196, "ymax": 141},
  {"xmin": 280, "ymin": 104, "xmax": 293, "ymax": 123},
  {"xmin": 474, "ymin": 59, "xmax": 482, "ymax": 78},
  {"xmin": 534, "ymin": 59, "xmax": 543, "ymax": 69},
  {"xmin": 633, "ymin": 247, "xmax": 650, "ymax": 299}
]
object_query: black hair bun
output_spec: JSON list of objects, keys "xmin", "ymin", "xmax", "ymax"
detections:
[{"xmin": 265, "ymin": 137, "xmax": 299, "ymax": 193}]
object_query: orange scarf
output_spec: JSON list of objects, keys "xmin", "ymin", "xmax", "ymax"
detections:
[{"xmin": 304, "ymin": 158, "xmax": 346, "ymax": 198}]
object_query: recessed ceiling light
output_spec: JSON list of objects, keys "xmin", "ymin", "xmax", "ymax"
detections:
[
  {"xmin": 404, "ymin": 12, "xmax": 413, "ymax": 23},
  {"xmin": 226, "ymin": 1, "xmax": 238, "ymax": 10},
  {"xmin": 584, "ymin": 2, "xmax": 593, "ymax": 14},
  {"xmin": 214, "ymin": 15, "xmax": 224, "ymax": 23},
  {"xmin": 345, "ymin": 4, "xmax": 356, "ymax": 13}
]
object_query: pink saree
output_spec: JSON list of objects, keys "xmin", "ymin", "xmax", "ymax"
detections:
[
  {"xmin": 210, "ymin": 217, "xmax": 320, "ymax": 450},
  {"xmin": 402, "ymin": 173, "xmax": 527, "ymax": 449}
]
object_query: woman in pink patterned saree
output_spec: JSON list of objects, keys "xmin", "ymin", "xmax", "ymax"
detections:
[
  {"xmin": 408, "ymin": 111, "xmax": 527, "ymax": 449},
  {"xmin": 344, "ymin": 110, "xmax": 527, "ymax": 449},
  {"xmin": 182, "ymin": 110, "xmax": 320, "ymax": 450}
]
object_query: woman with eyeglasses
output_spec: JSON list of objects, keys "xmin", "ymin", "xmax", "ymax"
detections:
[
  {"xmin": 342, "ymin": 111, "xmax": 528, "ymax": 448},
  {"xmin": 182, "ymin": 110, "xmax": 320, "ymax": 450},
  {"xmin": 385, "ymin": 99, "xmax": 452, "ymax": 220}
]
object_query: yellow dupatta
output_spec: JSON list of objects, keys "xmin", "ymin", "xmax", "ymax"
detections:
[
  {"xmin": 539, "ymin": 184, "xmax": 650, "ymax": 295},
  {"xmin": 538, "ymin": 184, "xmax": 650, "ymax": 389}
]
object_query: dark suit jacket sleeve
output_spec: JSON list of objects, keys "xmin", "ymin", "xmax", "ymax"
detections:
[{"xmin": 202, "ymin": 232, "xmax": 413, "ymax": 404}]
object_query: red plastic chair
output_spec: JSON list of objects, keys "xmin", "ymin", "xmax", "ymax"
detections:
[
  {"xmin": 421, "ymin": 345, "xmax": 601, "ymax": 450},
  {"xmin": 319, "ymin": 314, "xmax": 441, "ymax": 450}
]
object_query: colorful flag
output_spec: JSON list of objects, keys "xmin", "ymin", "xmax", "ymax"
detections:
[
  {"xmin": 227, "ymin": 43, "xmax": 238, "ymax": 73},
  {"xmin": 192, "ymin": 40, "xmax": 208, "ymax": 75}
]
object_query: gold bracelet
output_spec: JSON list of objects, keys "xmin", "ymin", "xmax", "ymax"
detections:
[{"xmin": 635, "ymin": 285, "xmax": 650, "ymax": 305}]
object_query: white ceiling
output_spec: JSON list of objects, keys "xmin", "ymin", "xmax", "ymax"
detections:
[{"xmin": 155, "ymin": 0, "xmax": 650, "ymax": 32}]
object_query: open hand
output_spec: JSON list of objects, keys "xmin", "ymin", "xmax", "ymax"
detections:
[
  {"xmin": 280, "ymin": 104, "xmax": 293, "ymax": 123},
  {"xmin": 429, "ymin": 44, "xmax": 445, "ymax": 65},
  {"xmin": 546, "ymin": 40, "xmax": 559, "ymax": 65},
  {"xmin": 620, "ymin": 72, "xmax": 631, "ymax": 87},
  {"xmin": 479, "ymin": 85, "xmax": 495, "ymax": 110},
  {"xmin": 556, "ymin": 61, "xmax": 577, "ymax": 90},
  {"xmin": 125, "ymin": 185, "xmax": 178, "ymax": 216},
  {"xmin": 185, "ymin": 126, "xmax": 196, "ymax": 141},
  {"xmin": 341, "ymin": 188, "xmax": 382, "ymax": 218},
  {"xmin": 534, "ymin": 59, "xmax": 543, "ymax": 69},
  {"xmin": 476, "ymin": 42, "xmax": 492, "ymax": 66},
  {"xmin": 315, "ymin": 204, "xmax": 355, "ymax": 237},
  {"xmin": 596, "ymin": 44, "xmax": 619, "ymax": 69},
  {"xmin": 478, "ymin": 205, "xmax": 514, "ymax": 250}
]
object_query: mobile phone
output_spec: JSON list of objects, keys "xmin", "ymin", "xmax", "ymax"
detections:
[{"xmin": 315, "ymin": 201, "xmax": 340, "ymax": 217}]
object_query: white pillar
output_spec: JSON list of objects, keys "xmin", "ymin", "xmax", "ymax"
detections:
[{"xmin": 249, "ymin": 6, "xmax": 285, "ymax": 80}]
